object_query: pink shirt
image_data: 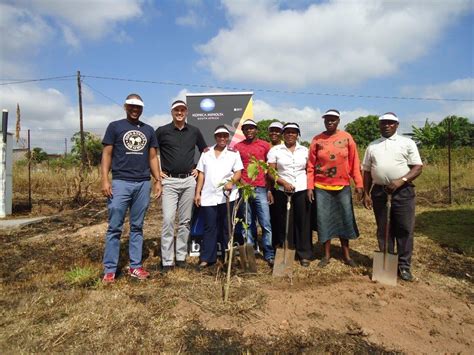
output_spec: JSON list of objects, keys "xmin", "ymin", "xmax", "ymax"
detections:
[
  {"xmin": 234, "ymin": 139, "xmax": 270, "ymax": 187},
  {"xmin": 307, "ymin": 130, "xmax": 363, "ymax": 189}
]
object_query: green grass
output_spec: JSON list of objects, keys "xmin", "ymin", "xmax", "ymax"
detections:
[
  {"xmin": 416, "ymin": 205, "xmax": 474, "ymax": 256},
  {"xmin": 65, "ymin": 266, "xmax": 99, "ymax": 287}
]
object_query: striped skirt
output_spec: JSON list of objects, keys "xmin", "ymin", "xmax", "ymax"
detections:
[{"xmin": 314, "ymin": 186, "xmax": 359, "ymax": 243}]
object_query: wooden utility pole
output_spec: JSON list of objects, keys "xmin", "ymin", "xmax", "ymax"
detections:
[
  {"xmin": 447, "ymin": 117, "xmax": 452, "ymax": 205},
  {"xmin": 77, "ymin": 71, "xmax": 86, "ymax": 165},
  {"xmin": 28, "ymin": 129, "xmax": 31, "ymax": 210},
  {"xmin": 76, "ymin": 70, "xmax": 85, "ymax": 202},
  {"xmin": 64, "ymin": 138, "xmax": 68, "ymax": 156}
]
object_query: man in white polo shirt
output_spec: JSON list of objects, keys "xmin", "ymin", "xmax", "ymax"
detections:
[{"xmin": 362, "ymin": 112, "xmax": 423, "ymax": 281}]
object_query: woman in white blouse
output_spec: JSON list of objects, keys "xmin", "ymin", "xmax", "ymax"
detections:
[
  {"xmin": 267, "ymin": 123, "xmax": 313, "ymax": 267},
  {"xmin": 194, "ymin": 126, "xmax": 243, "ymax": 270}
]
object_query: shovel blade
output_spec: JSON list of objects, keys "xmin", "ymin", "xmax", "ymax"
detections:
[
  {"xmin": 372, "ymin": 251, "xmax": 398, "ymax": 286},
  {"xmin": 239, "ymin": 244, "xmax": 257, "ymax": 273},
  {"xmin": 272, "ymin": 247, "xmax": 296, "ymax": 278}
]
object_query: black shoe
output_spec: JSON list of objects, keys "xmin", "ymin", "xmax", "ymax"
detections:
[
  {"xmin": 318, "ymin": 257, "xmax": 329, "ymax": 268},
  {"xmin": 160, "ymin": 265, "xmax": 173, "ymax": 274},
  {"xmin": 344, "ymin": 259, "xmax": 357, "ymax": 267},
  {"xmin": 399, "ymin": 268, "xmax": 414, "ymax": 282},
  {"xmin": 300, "ymin": 259, "xmax": 311, "ymax": 267},
  {"xmin": 196, "ymin": 262, "xmax": 210, "ymax": 272},
  {"xmin": 176, "ymin": 260, "xmax": 188, "ymax": 269},
  {"xmin": 267, "ymin": 258, "xmax": 275, "ymax": 267}
]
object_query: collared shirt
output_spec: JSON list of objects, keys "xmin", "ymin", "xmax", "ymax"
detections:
[
  {"xmin": 234, "ymin": 139, "xmax": 270, "ymax": 187},
  {"xmin": 362, "ymin": 133, "xmax": 422, "ymax": 185},
  {"xmin": 267, "ymin": 143, "xmax": 308, "ymax": 192},
  {"xmin": 102, "ymin": 118, "xmax": 158, "ymax": 182},
  {"xmin": 155, "ymin": 122, "xmax": 207, "ymax": 174},
  {"xmin": 196, "ymin": 145, "xmax": 244, "ymax": 206}
]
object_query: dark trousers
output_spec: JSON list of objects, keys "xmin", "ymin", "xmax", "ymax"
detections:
[
  {"xmin": 200, "ymin": 202, "xmax": 233, "ymax": 263},
  {"xmin": 371, "ymin": 184, "xmax": 416, "ymax": 269},
  {"xmin": 270, "ymin": 189, "xmax": 280, "ymax": 249},
  {"xmin": 274, "ymin": 190, "xmax": 313, "ymax": 260}
]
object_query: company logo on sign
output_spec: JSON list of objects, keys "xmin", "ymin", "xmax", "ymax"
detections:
[
  {"xmin": 200, "ymin": 98, "xmax": 215, "ymax": 112},
  {"xmin": 123, "ymin": 130, "xmax": 147, "ymax": 152}
]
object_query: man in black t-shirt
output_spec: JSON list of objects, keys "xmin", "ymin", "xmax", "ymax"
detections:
[
  {"xmin": 156, "ymin": 100, "xmax": 207, "ymax": 272},
  {"xmin": 101, "ymin": 93, "xmax": 162, "ymax": 283}
]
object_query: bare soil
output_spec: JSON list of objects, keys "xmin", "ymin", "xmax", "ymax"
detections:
[{"xmin": 0, "ymin": 199, "xmax": 472, "ymax": 353}]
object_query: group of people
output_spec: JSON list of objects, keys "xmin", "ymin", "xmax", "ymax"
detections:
[{"xmin": 101, "ymin": 93, "xmax": 423, "ymax": 284}]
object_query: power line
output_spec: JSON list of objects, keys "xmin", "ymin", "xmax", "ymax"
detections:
[
  {"xmin": 0, "ymin": 75, "xmax": 76, "ymax": 86},
  {"xmin": 83, "ymin": 74, "xmax": 473, "ymax": 102},
  {"xmin": 1, "ymin": 73, "xmax": 472, "ymax": 102},
  {"xmin": 81, "ymin": 79, "xmax": 122, "ymax": 106}
]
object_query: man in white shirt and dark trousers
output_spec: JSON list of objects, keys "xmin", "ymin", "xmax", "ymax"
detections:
[{"xmin": 362, "ymin": 113, "xmax": 423, "ymax": 281}]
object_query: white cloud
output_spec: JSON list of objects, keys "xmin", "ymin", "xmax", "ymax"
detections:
[
  {"xmin": 0, "ymin": 0, "xmax": 145, "ymax": 79},
  {"xmin": 401, "ymin": 78, "xmax": 474, "ymax": 100},
  {"xmin": 21, "ymin": 0, "xmax": 144, "ymax": 40},
  {"xmin": 197, "ymin": 0, "xmax": 471, "ymax": 86},
  {"xmin": 176, "ymin": 9, "xmax": 206, "ymax": 28},
  {"xmin": 0, "ymin": 3, "xmax": 54, "ymax": 77}
]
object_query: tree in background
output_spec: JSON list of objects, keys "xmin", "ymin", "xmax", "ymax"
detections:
[
  {"xmin": 344, "ymin": 115, "xmax": 380, "ymax": 147},
  {"xmin": 71, "ymin": 131, "xmax": 102, "ymax": 166},
  {"xmin": 31, "ymin": 147, "xmax": 48, "ymax": 163},
  {"xmin": 256, "ymin": 119, "xmax": 284, "ymax": 142},
  {"xmin": 411, "ymin": 116, "xmax": 473, "ymax": 148}
]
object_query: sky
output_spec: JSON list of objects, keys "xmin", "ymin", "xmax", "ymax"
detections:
[{"xmin": 0, "ymin": 0, "xmax": 473, "ymax": 153}]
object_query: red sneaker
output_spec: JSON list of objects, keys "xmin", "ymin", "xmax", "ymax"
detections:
[
  {"xmin": 102, "ymin": 272, "xmax": 115, "ymax": 283},
  {"xmin": 129, "ymin": 267, "xmax": 150, "ymax": 280}
]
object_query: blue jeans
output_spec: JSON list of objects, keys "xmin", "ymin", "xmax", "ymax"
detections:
[
  {"xmin": 237, "ymin": 187, "xmax": 274, "ymax": 260},
  {"xmin": 103, "ymin": 180, "xmax": 151, "ymax": 273}
]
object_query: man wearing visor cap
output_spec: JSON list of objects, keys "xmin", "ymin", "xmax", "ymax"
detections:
[
  {"xmin": 156, "ymin": 99, "xmax": 207, "ymax": 272},
  {"xmin": 362, "ymin": 112, "xmax": 423, "ymax": 282},
  {"xmin": 234, "ymin": 119, "xmax": 275, "ymax": 266},
  {"xmin": 101, "ymin": 93, "xmax": 162, "ymax": 283}
]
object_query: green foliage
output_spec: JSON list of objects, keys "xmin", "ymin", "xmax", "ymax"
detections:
[
  {"xmin": 256, "ymin": 119, "xmax": 284, "ymax": 142},
  {"xmin": 31, "ymin": 147, "xmax": 48, "ymax": 163},
  {"xmin": 344, "ymin": 115, "xmax": 380, "ymax": 147},
  {"xmin": 411, "ymin": 116, "xmax": 473, "ymax": 148},
  {"xmin": 65, "ymin": 266, "xmax": 99, "ymax": 288},
  {"xmin": 71, "ymin": 131, "xmax": 103, "ymax": 166},
  {"xmin": 49, "ymin": 154, "xmax": 80, "ymax": 169}
]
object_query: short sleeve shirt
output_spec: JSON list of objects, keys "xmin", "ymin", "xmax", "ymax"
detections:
[
  {"xmin": 102, "ymin": 118, "xmax": 158, "ymax": 182},
  {"xmin": 267, "ymin": 143, "xmax": 309, "ymax": 192},
  {"xmin": 362, "ymin": 133, "xmax": 422, "ymax": 185},
  {"xmin": 234, "ymin": 139, "xmax": 270, "ymax": 187},
  {"xmin": 196, "ymin": 145, "xmax": 244, "ymax": 206},
  {"xmin": 155, "ymin": 123, "xmax": 207, "ymax": 174}
]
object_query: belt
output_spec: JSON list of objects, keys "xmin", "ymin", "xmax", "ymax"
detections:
[{"xmin": 165, "ymin": 171, "xmax": 193, "ymax": 178}]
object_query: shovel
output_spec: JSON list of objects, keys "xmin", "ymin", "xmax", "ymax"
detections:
[
  {"xmin": 372, "ymin": 193, "xmax": 398, "ymax": 286},
  {"xmin": 239, "ymin": 200, "xmax": 257, "ymax": 273},
  {"xmin": 273, "ymin": 192, "xmax": 296, "ymax": 278}
]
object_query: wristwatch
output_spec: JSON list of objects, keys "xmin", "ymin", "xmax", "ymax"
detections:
[{"xmin": 401, "ymin": 177, "xmax": 408, "ymax": 183}]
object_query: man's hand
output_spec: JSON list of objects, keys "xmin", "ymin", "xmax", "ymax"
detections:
[
  {"xmin": 267, "ymin": 190, "xmax": 274, "ymax": 205},
  {"xmin": 355, "ymin": 187, "xmax": 364, "ymax": 201},
  {"xmin": 385, "ymin": 178, "xmax": 405, "ymax": 194},
  {"xmin": 153, "ymin": 180, "xmax": 162, "ymax": 199},
  {"xmin": 191, "ymin": 169, "xmax": 198, "ymax": 178},
  {"xmin": 160, "ymin": 171, "xmax": 169, "ymax": 179},
  {"xmin": 102, "ymin": 180, "xmax": 113, "ymax": 198},
  {"xmin": 194, "ymin": 194, "xmax": 201, "ymax": 207},
  {"xmin": 363, "ymin": 193, "xmax": 373, "ymax": 210},
  {"xmin": 307, "ymin": 189, "xmax": 314, "ymax": 203}
]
